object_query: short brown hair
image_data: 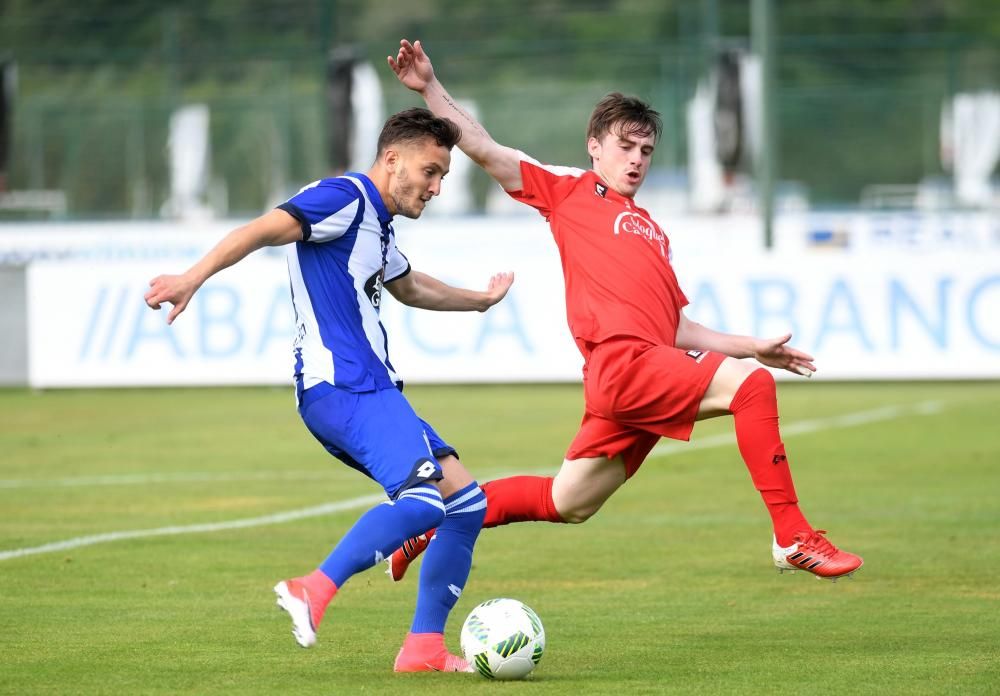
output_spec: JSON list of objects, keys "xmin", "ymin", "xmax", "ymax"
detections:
[
  {"xmin": 586, "ymin": 93, "xmax": 662, "ymax": 143},
  {"xmin": 376, "ymin": 107, "xmax": 461, "ymax": 156}
]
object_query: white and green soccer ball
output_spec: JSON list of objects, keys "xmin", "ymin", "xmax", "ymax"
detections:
[{"xmin": 460, "ymin": 598, "xmax": 545, "ymax": 680}]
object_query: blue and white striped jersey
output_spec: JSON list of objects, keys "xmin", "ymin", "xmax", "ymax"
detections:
[{"xmin": 277, "ymin": 172, "xmax": 410, "ymax": 399}]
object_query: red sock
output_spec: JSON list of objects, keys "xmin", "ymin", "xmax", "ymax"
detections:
[
  {"xmin": 300, "ymin": 569, "xmax": 337, "ymax": 627},
  {"xmin": 728, "ymin": 369, "xmax": 812, "ymax": 546},
  {"xmin": 481, "ymin": 476, "xmax": 564, "ymax": 528}
]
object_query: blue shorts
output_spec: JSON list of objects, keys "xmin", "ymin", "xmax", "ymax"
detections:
[{"xmin": 298, "ymin": 382, "xmax": 455, "ymax": 499}]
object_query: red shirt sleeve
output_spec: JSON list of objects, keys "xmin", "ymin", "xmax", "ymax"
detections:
[{"xmin": 506, "ymin": 157, "xmax": 584, "ymax": 219}]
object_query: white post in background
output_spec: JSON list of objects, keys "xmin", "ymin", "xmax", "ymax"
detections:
[
  {"xmin": 941, "ymin": 91, "xmax": 1000, "ymax": 208},
  {"xmin": 161, "ymin": 104, "xmax": 212, "ymax": 220},
  {"xmin": 347, "ymin": 60, "xmax": 385, "ymax": 173},
  {"xmin": 687, "ymin": 78, "xmax": 726, "ymax": 213}
]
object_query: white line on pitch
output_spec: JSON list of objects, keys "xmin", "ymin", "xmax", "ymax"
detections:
[
  {"xmin": 0, "ymin": 400, "xmax": 942, "ymax": 562},
  {"xmin": 0, "ymin": 470, "xmax": 340, "ymax": 490},
  {"xmin": 0, "ymin": 494, "xmax": 386, "ymax": 562},
  {"xmin": 649, "ymin": 399, "xmax": 943, "ymax": 457}
]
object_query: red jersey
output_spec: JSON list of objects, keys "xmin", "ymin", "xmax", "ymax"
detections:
[{"xmin": 508, "ymin": 157, "xmax": 688, "ymax": 354}]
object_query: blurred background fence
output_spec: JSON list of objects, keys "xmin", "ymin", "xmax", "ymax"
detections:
[{"xmin": 2, "ymin": 0, "xmax": 998, "ymax": 219}]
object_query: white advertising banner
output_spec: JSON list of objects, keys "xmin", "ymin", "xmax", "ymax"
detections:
[
  {"xmin": 23, "ymin": 224, "xmax": 1000, "ymax": 387},
  {"xmin": 27, "ymin": 258, "xmax": 296, "ymax": 387},
  {"xmin": 675, "ymin": 252, "xmax": 1000, "ymax": 379},
  {"xmin": 23, "ymin": 225, "xmax": 583, "ymax": 388}
]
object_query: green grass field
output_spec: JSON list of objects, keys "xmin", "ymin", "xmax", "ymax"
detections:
[{"xmin": 2, "ymin": 381, "xmax": 999, "ymax": 694}]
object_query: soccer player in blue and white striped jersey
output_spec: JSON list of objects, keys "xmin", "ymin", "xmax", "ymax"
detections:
[{"xmin": 145, "ymin": 108, "xmax": 510, "ymax": 672}]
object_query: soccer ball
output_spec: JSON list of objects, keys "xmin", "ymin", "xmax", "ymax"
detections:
[{"xmin": 460, "ymin": 598, "xmax": 545, "ymax": 680}]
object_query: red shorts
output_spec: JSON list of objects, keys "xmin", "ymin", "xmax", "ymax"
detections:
[{"xmin": 566, "ymin": 338, "xmax": 726, "ymax": 478}]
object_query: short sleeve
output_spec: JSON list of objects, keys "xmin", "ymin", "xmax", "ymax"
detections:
[
  {"xmin": 277, "ymin": 178, "xmax": 363, "ymax": 243},
  {"xmin": 505, "ymin": 153, "xmax": 585, "ymax": 219},
  {"xmin": 385, "ymin": 242, "xmax": 410, "ymax": 283}
]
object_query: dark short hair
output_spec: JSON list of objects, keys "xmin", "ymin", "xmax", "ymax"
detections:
[
  {"xmin": 586, "ymin": 93, "xmax": 662, "ymax": 144},
  {"xmin": 376, "ymin": 107, "xmax": 461, "ymax": 156}
]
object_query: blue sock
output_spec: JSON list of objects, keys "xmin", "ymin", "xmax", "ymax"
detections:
[
  {"xmin": 319, "ymin": 484, "xmax": 444, "ymax": 588},
  {"xmin": 410, "ymin": 481, "xmax": 487, "ymax": 634}
]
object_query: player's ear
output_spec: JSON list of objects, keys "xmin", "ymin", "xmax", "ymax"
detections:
[
  {"xmin": 586, "ymin": 136, "xmax": 601, "ymax": 161},
  {"xmin": 383, "ymin": 147, "xmax": 399, "ymax": 173}
]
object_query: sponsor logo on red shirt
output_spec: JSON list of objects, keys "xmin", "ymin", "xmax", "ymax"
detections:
[{"xmin": 613, "ymin": 211, "xmax": 666, "ymax": 257}]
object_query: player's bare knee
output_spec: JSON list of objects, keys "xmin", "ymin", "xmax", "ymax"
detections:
[
  {"xmin": 728, "ymin": 359, "xmax": 759, "ymax": 389},
  {"xmin": 701, "ymin": 357, "xmax": 758, "ymax": 414},
  {"xmin": 435, "ymin": 454, "xmax": 474, "ymax": 498}
]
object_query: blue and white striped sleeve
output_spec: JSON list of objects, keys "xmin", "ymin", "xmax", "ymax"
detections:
[{"xmin": 277, "ymin": 178, "xmax": 364, "ymax": 243}]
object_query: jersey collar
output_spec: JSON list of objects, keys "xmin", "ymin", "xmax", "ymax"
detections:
[
  {"xmin": 346, "ymin": 171, "xmax": 393, "ymax": 226},
  {"xmin": 587, "ymin": 170, "xmax": 644, "ymax": 211}
]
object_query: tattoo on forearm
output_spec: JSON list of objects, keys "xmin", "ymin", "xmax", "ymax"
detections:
[{"xmin": 442, "ymin": 94, "xmax": 489, "ymax": 138}]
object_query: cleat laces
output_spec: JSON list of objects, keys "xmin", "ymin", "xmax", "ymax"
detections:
[{"xmin": 795, "ymin": 529, "xmax": 838, "ymax": 557}]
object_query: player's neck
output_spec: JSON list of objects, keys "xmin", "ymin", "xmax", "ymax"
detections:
[
  {"xmin": 366, "ymin": 165, "xmax": 396, "ymax": 215},
  {"xmin": 590, "ymin": 167, "xmax": 637, "ymax": 200}
]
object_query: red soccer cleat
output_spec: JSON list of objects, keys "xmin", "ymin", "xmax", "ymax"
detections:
[
  {"xmin": 773, "ymin": 530, "xmax": 864, "ymax": 580},
  {"xmin": 386, "ymin": 532, "xmax": 432, "ymax": 582},
  {"xmin": 393, "ymin": 632, "xmax": 472, "ymax": 673},
  {"xmin": 274, "ymin": 577, "xmax": 326, "ymax": 647}
]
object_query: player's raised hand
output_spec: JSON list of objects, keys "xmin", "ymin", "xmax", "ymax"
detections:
[
  {"xmin": 480, "ymin": 271, "xmax": 515, "ymax": 311},
  {"xmin": 144, "ymin": 273, "xmax": 199, "ymax": 325},
  {"xmin": 388, "ymin": 39, "xmax": 435, "ymax": 93},
  {"xmin": 752, "ymin": 333, "xmax": 817, "ymax": 377}
]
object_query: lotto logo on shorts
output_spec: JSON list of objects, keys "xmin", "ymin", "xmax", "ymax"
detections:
[
  {"xmin": 685, "ymin": 350, "xmax": 707, "ymax": 363},
  {"xmin": 416, "ymin": 461, "xmax": 438, "ymax": 479}
]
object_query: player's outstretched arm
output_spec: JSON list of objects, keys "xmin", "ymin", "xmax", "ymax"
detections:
[
  {"xmin": 676, "ymin": 313, "xmax": 816, "ymax": 377},
  {"xmin": 385, "ymin": 270, "xmax": 514, "ymax": 312},
  {"xmin": 388, "ymin": 39, "xmax": 524, "ymax": 191},
  {"xmin": 144, "ymin": 208, "xmax": 302, "ymax": 324}
]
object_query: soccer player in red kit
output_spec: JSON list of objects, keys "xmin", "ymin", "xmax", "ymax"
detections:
[{"xmin": 386, "ymin": 39, "xmax": 863, "ymax": 581}]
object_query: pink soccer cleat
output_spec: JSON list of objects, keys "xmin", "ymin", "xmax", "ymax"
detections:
[
  {"xmin": 274, "ymin": 577, "xmax": 326, "ymax": 647},
  {"xmin": 393, "ymin": 631, "xmax": 472, "ymax": 673}
]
